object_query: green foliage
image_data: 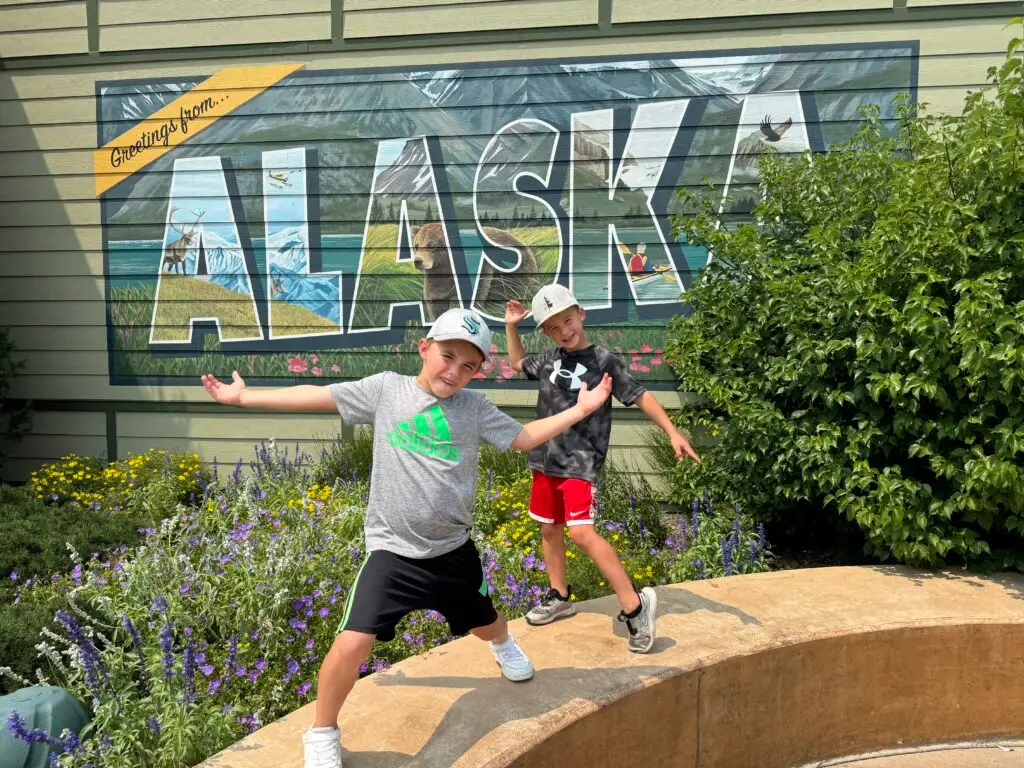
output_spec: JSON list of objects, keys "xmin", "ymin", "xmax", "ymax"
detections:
[
  {"xmin": 0, "ymin": 486, "xmax": 151, "ymax": 590},
  {"xmin": 663, "ymin": 493, "xmax": 771, "ymax": 583},
  {"xmin": 313, "ymin": 427, "xmax": 375, "ymax": 486},
  {"xmin": 13, "ymin": 465, "xmax": 370, "ymax": 767},
  {"xmin": 478, "ymin": 442, "xmax": 531, "ymax": 486},
  {"xmin": 474, "ymin": 470, "xmax": 533, "ymax": 536},
  {"xmin": 0, "ymin": 327, "xmax": 32, "ymax": 469},
  {"xmin": 665, "ymin": 23, "xmax": 1024, "ymax": 570},
  {"xmin": 0, "ymin": 485, "xmax": 153, "ymax": 690},
  {"xmin": 0, "ymin": 600, "xmax": 57, "ymax": 695}
]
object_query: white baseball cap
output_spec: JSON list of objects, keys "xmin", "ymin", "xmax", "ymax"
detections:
[
  {"xmin": 531, "ymin": 283, "xmax": 579, "ymax": 329},
  {"xmin": 426, "ymin": 308, "xmax": 492, "ymax": 360}
]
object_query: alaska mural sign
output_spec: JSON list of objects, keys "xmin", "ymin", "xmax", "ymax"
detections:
[{"xmin": 96, "ymin": 44, "xmax": 916, "ymax": 386}]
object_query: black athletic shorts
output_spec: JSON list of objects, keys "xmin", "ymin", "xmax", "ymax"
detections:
[{"xmin": 336, "ymin": 538, "xmax": 498, "ymax": 641}]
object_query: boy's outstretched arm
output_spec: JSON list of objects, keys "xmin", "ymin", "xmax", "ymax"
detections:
[
  {"xmin": 200, "ymin": 371, "xmax": 336, "ymax": 411},
  {"xmin": 504, "ymin": 300, "xmax": 529, "ymax": 372},
  {"xmin": 511, "ymin": 373, "xmax": 612, "ymax": 451},
  {"xmin": 635, "ymin": 391, "xmax": 701, "ymax": 463}
]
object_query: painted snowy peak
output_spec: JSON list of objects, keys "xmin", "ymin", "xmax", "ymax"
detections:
[{"xmin": 269, "ymin": 264, "xmax": 341, "ymax": 325}]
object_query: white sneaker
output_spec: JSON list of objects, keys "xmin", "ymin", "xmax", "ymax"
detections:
[
  {"xmin": 489, "ymin": 635, "xmax": 534, "ymax": 682},
  {"xmin": 617, "ymin": 586, "xmax": 658, "ymax": 654},
  {"xmin": 303, "ymin": 726, "xmax": 342, "ymax": 768}
]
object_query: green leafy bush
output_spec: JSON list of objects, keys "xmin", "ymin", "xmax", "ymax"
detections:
[
  {"xmin": 664, "ymin": 22, "xmax": 1024, "ymax": 570},
  {"xmin": 0, "ymin": 485, "xmax": 153, "ymax": 690}
]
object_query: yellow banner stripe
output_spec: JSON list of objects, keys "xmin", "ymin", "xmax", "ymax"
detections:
[{"xmin": 94, "ymin": 63, "xmax": 303, "ymax": 197}]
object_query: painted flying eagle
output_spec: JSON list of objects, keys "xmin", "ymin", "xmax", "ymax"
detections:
[{"xmin": 759, "ymin": 115, "xmax": 793, "ymax": 142}]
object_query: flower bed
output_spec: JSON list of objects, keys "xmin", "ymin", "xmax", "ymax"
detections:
[{"xmin": 2, "ymin": 439, "xmax": 770, "ymax": 767}]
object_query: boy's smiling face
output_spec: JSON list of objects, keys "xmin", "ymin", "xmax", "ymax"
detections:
[
  {"xmin": 416, "ymin": 338, "xmax": 484, "ymax": 398},
  {"xmin": 541, "ymin": 305, "xmax": 588, "ymax": 351}
]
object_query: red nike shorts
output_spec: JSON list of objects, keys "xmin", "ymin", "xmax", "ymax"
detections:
[{"xmin": 527, "ymin": 470, "xmax": 595, "ymax": 527}]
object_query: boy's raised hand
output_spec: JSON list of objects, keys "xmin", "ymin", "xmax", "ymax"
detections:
[
  {"xmin": 505, "ymin": 300, "xmax": 529, "ymax": 326},
  {"xmin": 201, "ymin": 371, "xmax": 247, "ymax": 406},
  {"xmin": 575, "ymin": 373, "xmax": 612, "ymax": 415}
]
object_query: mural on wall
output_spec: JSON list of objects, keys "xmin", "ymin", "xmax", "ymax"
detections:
[{"xmin": 95, "ymin": 44, "xmax": 917, "ymax": 386}]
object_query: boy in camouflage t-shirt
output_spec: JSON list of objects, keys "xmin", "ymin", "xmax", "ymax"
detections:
[
  {"xmin": 505, "ymin": 286, "xmax": 700, "ymax": 654},
  {"xmin": 202, "ymin": 307, "xmax": 612, "ymax": 768}
]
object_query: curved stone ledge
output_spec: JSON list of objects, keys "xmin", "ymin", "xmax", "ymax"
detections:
[{"xmin": 200, "ymin": 566, "xmax": 1024, "ymax": 768}]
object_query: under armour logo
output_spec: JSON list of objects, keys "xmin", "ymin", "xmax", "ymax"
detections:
[{"xmin": 549, "ymin": 359, "xmax": 587, "ymax": 390}]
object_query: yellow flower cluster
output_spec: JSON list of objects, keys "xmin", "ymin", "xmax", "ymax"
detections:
[
  {"xmin": 492, "ymin": 515, "xmax": 578, "ymax": 560},
  {"xmin": 287, "ymin": 483, "xmax": 334, "ymax": 514},
  {"xmin": 29, "ymin": 448, "xmax": 203, "ymax": 508},
  {"xmin": 484, "ymin": 476, "xmax": 532, "ymax": 516},
  {"xmin": 623, "ymin": 555, "xmax": 656, "ymax": 583},
  {"xmin": 494, "ymin": 516, "xmax": 540, "ymax": 555}
]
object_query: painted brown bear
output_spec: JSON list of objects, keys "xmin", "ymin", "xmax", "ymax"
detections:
[{"xmin": 411, "ymin": 222, "xmax": 543, "ymax": 321}]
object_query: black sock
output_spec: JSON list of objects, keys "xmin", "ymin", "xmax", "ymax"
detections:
[{"xmin": 621, "ymin": 587, "xmax": 645, "ymax": 618}]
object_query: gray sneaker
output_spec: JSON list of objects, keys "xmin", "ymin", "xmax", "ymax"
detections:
[
  {"xmin": 618, "ymin": 587, "xmax": 657, "ymax": 653},
  {"xmin": 525, "ymin": 587, "xmax": 576, "ymax": 626}
]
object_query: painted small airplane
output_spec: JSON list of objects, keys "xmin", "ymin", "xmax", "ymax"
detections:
[{"xmin": 267, "ymin": 170, "xmax": 293, "ymax": 188}]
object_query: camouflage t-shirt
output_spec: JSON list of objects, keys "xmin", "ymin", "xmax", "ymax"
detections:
[{"xmin": 521, "ymin": 345, "xmax": 646, "ymax": 483}]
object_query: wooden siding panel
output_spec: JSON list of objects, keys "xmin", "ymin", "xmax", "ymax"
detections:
[
  {"xmin": 612, "ymin": 0, "xmax": 892, "ymax": 24},
  {"xmin": 0, "ymin": 226, "xmax": 101, "ymax": 254},
  {"xmin": 0, "ymin": 252, "xmax": 105, "ymax": 279},
  {"xmin": 98, "ymin": 14, "xmax": 331, "ymax": 52},
  {"xmin": 345, "ymin": 0, "xmax": 599, "ymax": 38},
  {"xmin": 19, "ymin": 411, "xmax": 106, "ymax": 437},
  {"xmin": 0, "ymin": 300, "xmax": 105, "ymax": 326},
  {"xmin": 1, "ymin": 411, "xmax": 108, "ymax": 481},
  {"xmin": 0, "ymin": 0, "xmax": 86, "ymax": 31},
  {"xmin": 907, "ymin": 0, "xmax": 1009, "ymax": 5},
  {"xmin": 96, "ymin": 0, "xmax": 331, "ymax": 52},
  {"xmin": 0, "ymin": 200, "xmax": 100, "ymax": 227},
  {"xmin": 7, "ymin": 325, "xmax": 108, "ymax": 352},
  {"xmin": 0, "ymin": 28, "xmax": 87, "ymax": 58},
  {"xmin": 99, "ymin": 0, "xmax": 331, "ymax": 25},
  {"xmin": 117, "ymin": 412, "xmax": 344, "ymax": 440},
  {"xmin": 0, "ymin": 0, "xmax": 87, "ymax": 57},
  {"xmin": 0, "ymin": 176, "xmax": 96, "ymax": 204},
  {"xmin": 347, "ymin": 0, "xmax": 511, "ymax": 8}
]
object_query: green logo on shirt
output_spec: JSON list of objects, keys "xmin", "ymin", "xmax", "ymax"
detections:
[{"xmin": 387, "ymin": 405, "xmax": 460, "ymax": 462}]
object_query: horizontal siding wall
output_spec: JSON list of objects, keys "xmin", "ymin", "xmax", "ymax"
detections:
[
  {"xmin": 97, "ymin": 0, "xmax": 332, "ymax": 51},
  {"xmin": 345, "ymin": 0, "xmax": 599, "ymax": 37},
  {"xmin": 0, "ymin": 411, "xmax": 107, "ymax": 482},
  {"xmin": 612, "ymin": 0, "xmax": 893, "ymax": 24},
  {"xmin": 0, "ymin": 2, "xmax": 1020, "ymax": 479},
  {"xmin": 0, "ymin": 0, "xmax": 88, "ymax": 58}
]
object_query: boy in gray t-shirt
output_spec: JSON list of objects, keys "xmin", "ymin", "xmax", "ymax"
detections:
[{"xmin": 201, "ymin": 307, "xmax": 612, "ymax": 768}]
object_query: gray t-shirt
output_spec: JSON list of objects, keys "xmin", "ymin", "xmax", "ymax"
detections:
[
  {"xmin": 329, "ymin": 372, "xmax": 524, "ymax": 558},
  {"xmin": 522, "ymin": 345, "xmax": 646, "ymax": 483}
]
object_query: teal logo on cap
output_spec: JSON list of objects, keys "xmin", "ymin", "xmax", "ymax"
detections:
[{"xmin": 461, "ymin": 314, "xmax": 481, "ymax": 335}]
